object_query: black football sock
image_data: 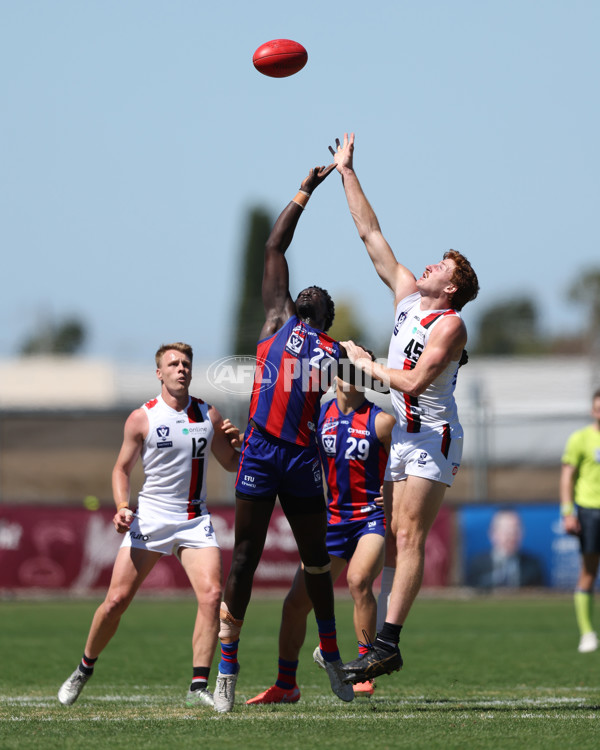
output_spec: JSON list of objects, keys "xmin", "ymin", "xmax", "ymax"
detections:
[
  {"xmin": 78, "ymin": 654, "xmax": 97, "ymax": 676},
  {"xmin": 190, "ymin": 666, "xmax": 210, "ymax": 692},
  {"xmin": 376, "ymin": 622, "xmax": 402, "ymax": 649}
]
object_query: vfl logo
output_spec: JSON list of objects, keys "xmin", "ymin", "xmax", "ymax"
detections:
[
  {"xmin": 204, "ymin": 523, "xmax": 214, "ymax": 538},
  {"xmin": 394, "ymin": 310, "xmax": 408, "ymax": 336},
  {"xmin": 285, "ymin": 325, "xmax": 306, "ymax": 355},
  {"xmin": 322, "ymin": 434, "xmax": 337, "ymax": 455},
  {"xmin": 157, "ymin": 424, "xmax": 173, "ymax": 448},
  {"xmin": 417, "ymin": 451, "xmax": 428, "ymax": 467},
  {"xmin": 312, "ymin": 458, "xmax": 322, "ymax": 484}
]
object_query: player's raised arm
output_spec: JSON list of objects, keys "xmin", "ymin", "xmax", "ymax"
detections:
[
  {"xmin": 331, "ymin": 133, "xmax": 417, "ymax": 305},
  {"xmin": 261, "ymin": 165, "xmax": 336, "ymax": 339},
  {"xmin": 343, "ymin": 314, "xmax": 466, "ymax": 398}
]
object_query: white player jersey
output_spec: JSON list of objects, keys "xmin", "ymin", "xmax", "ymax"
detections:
[
  {"xmin": 136, "ymin": 394, "xmax": 214, "ymax": 520},
  {"xmin": 387, "ymin": 292, "xmax": 462, "ymax": 433}
]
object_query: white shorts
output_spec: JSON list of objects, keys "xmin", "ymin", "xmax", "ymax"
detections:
[
  {"xmin": 120, "ymin": 511, "xmax": 220, "ymax": 556},
  {"xmin": 384, "ymin": 422, "xmax": 463, "ymax": 487}
]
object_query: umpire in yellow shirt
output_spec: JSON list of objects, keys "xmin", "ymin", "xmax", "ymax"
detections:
[{"xmin": 560, "ymin": 389, "xmax": 600, "ymax": 653}]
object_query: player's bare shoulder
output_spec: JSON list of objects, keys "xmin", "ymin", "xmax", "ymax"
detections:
[
  {"xmin": 124, "ymin": 406, "xmax": 149, "ymax": 440},
  {"xmin": 429, "ymin": 312, "xmax": 468, "ymax": 357}
]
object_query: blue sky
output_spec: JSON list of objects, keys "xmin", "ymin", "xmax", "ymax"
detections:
[{"xmin": 2, "ymin": 1, "xmax": 598, "ymax": 364}]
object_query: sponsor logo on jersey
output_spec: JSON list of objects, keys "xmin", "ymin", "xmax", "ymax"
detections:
[
  {"xmin": 157, "ymin": 441, "xmax": 173, "ymax": 448},
  {"xmin": 315, "ymin": 338, "xmax": 336, "ymax": 356},
  {"xmin": 452, "ymin": 463, "xmax": 460, "ymax": 476},
  {"xmin": 348, "ymin": 427, "xmax": 370, "ymax": 436},
  {"xmin": 307, "ymin": 420, "xmax": 316, "ymax": 432},
  {"xmin": 321, "ymin": 418, "xmax": 338, "ymax": 433},
  {"xmin": 182, "ymin": 425, "xmax": 209, "ymax": 435}
]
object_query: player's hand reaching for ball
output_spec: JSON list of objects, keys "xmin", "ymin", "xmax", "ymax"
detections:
[
  {"xmin": 329, "ymin": 132, "xmax": 355, "ymax": 173},
  {"xmin": 341, "ymin": 339, "xmax": 372, "ymax": 369},
  {"xmin": 300, "ymin": 164, "xmax": 336, "ymax": 194}
]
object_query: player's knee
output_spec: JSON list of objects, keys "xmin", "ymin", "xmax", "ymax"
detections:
[
  {"xmin": 103, "ymin": 589, "xmax": 132, "ymax": 618},
  {"xmin": 283, "ymin": 586, "xmax": 312, "ymax": 618},
  {"xmin": 218, "ymin": 602, "xmax": 244, "ymax": 643},
  {"xmin": 230, "ymin": 542, "xmax": 262, "ymax": 577},
  {"xmin": 346, "ymin": 571, "xmax": 371, "ymax": 598},
  {"xmin": 395, "ymin": 524, "xmax": 425, "ymax": 552},
  {"xmin": 198, "ymin": 580, "xmax": 222, "ymax": 609}
]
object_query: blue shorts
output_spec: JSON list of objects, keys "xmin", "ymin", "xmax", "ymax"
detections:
[
  {"xmin": 326, "ymin": 513, "xmax": 385, "ymax": 561},
  {"xmin": 577, "ymin": 506, "xmax": 600, "ymax": 555},
  {"xmin": 235, "ymin": 423, "xmax": 324, "ymax": 506}
]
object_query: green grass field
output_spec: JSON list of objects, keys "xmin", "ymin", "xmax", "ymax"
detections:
[{"xmin": 1, "ymin": 594, "xmax": 599, "ymax": 749}]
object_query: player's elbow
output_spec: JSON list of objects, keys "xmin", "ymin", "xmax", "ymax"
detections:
[{"xmin": 225, "ymin": 451, "xmax": 241, "ymax": 473}]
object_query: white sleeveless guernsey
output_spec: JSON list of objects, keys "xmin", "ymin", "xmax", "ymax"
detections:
[
  {"xmin": 387, "ymin": 292, "xmax": 462, "ymax": 433},
  {"xmin": 137, "ymin": 394, "xmax": 214, "ymax": 521}
]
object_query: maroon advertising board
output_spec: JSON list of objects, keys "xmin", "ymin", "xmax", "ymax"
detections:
[{"xmin": 0, "ymin": 505, "xmax": 452, "ymax": 592}]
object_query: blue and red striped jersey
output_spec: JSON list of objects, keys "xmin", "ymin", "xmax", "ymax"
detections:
[
  {"xmin": 317, "ymin": 398, "xmax": 388, "ymax": 524},
  {"xmin": 248, "ymin": 315, "xmax": 340, "ymax": 446}
]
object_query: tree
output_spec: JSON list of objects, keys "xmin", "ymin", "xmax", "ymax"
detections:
[
  {"xmin": 472, "ymin": 297, "xmax": 548, "ymax": 355},
  {"xmin": 231, "ymin": 207, "xmax": 374, "ymax": 357},
  {"xmin": 20, "ymin": 316, "xmax": 87, "ymax": 355},
  {"xmin": 327, "ymin": 300, "xmax": 370, "ymax": 351},
  {"xmin": 232, "ymin": 207, "xmax": 273, "ymax": 356},
  {"xmin": 567, "ymin": 268, "xmax": 600, "ymax": 357}
]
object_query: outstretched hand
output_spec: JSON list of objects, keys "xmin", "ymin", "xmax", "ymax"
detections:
[
  {"xmin": 341, "ymin": 339, "xmax": 372, "ymax": 368},
  {"xmin": 301, "ymin": 163, "xmax": 336, "ymax": 194},
  {"xmin": 328, "ymin": 132, "xmax": 355, "ymax": 173}
]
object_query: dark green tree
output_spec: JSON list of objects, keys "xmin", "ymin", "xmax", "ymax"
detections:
[
  {"xmin": 567, "ymin": 268, "xmax": 600, "ymax": 356},
  {"xmin": 232, "ymin": 207, "xmax": 273, "ymax": 356},
  {"xmin": 472, "ymin": 297, "xmax": 548, "ymax": 355},
  {"xmin": 327, "ymin": 300, "xmax": 369, "ymax": 350},
  {"xmin": 20, "ymin": 316, "xmax": 87, "ymax": 355}
]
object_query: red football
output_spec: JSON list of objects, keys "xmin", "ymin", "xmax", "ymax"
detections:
[{"xmin": 252, "ymin": 39, "xmax": 308, "ymax": 78}]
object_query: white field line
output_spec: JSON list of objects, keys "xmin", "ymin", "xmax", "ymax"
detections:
[
  {"xmin": 1, "ymin": 690, "xmax": 599, "ymax": 707},
  {"xmin": 4, "ymin": 713, "xmax": 600, "ymax": 723}
]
